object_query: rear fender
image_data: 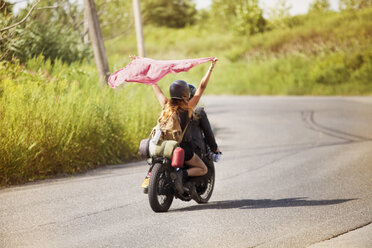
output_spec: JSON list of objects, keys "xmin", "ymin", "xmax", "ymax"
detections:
[{"xmin": 150, "ymin": 157, "xmax": 174, "ymax": 174}]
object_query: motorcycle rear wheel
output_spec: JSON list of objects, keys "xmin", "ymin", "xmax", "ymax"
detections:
[
  {"xmin": 195, "ymin": 162, "xmax": 215, "ymax": 204},
  {"xmin": 148, "ymin": 163, "xmax": 174, "ymax": 212}
]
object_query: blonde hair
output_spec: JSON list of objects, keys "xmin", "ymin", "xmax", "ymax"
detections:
[{"xmin": 158, "ymin": 99, "xmax": 195, "ymax": 124}]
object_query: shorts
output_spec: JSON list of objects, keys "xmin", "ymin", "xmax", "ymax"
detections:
[{"xmin": 180, "ymin": 141, "xmax": 193, "ymax": 162}]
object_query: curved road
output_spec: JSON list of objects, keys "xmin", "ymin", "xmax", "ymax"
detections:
[{"xmin": 1, "ymin": 96, "xmax": 372, "ymax": 248}]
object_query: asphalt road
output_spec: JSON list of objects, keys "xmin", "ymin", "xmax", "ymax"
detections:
[{"xmin": 1, "ymin": 96, "xmax": 372, "ymax": 248}]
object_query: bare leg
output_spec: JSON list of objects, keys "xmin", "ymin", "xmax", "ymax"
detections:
[{"xmin": 185, "ymin": 153, "xmax": 208, "ymax": 177}]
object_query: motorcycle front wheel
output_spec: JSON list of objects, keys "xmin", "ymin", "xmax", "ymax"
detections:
[{"xmin": 148, "ymin": 163, "xmax": 174, "ymax": 212}]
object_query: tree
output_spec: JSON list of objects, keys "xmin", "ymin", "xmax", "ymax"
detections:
[
  {"xmin": 235, "ymin": 0, "xmax": 266, "ymax": 35},
  {"xmin": 0, "ymin": 0, "xmax": 41, "ymax": 33},
  {"xmin": 0, "ymin": 0, "xmax": 91, "ymax": 63},
  {"xmin": 141, "ymin": 0, "xmax": 197, "ymax": 28},
  {"xmin": 339, "ymin": 0, "xmax": 372, "ymax": 10},
  {"xmin": 267, "ymin": 0, "xmax": 292, "ymax": 29},
  {"xmin": 211, "ymin": 0, "xmax": 266, "ymax": 35},
  {"xmin": 309, "ymin": 0, "xmax": 331, "ymax": 12},
  {"xmin": 0, "ymin": 0, "xmax": 12, "ymax": 15},
  {"xmin": 95, "ymin": 0, "xmax": 133, "ymax": 39}
]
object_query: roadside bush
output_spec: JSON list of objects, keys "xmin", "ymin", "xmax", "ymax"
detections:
[
  {"xmin": 310, "ymin": 53, "xmax": 350, "ymax": 85},
  {"xmin": 309, "ymin": 49, "xmax": 372, "ymax": 86},
  {"xmin": 0, "ymin": 57, "xmax": 158, "ymax": 185},
  {"xmin": 1, "ymin": 21, "xmax": 91, "ymax": 63},
  {"xmin": 349, "ymin": 50, "xmax": 372, "ymax": 85}
]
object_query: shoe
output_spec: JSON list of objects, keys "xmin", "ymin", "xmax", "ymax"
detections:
[
  {"xmin": 185, "ymin": 182, "xmax": 200, "ymax": 202},
  {"xmin": 174, "ymin": 170, "xmax": 184, "ymax": 194},
  {"xmin": 141, "ymin": 176, "xmax": 150, "ymax": 194}
]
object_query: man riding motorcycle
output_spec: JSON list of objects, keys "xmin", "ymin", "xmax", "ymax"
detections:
[
  {"xmin": 187, "ymin": 84, "xmax": 221, "ymax": 157},
  {"xmin": 181, "ymin": 84, "xmax": 221, "ymax": 200}
]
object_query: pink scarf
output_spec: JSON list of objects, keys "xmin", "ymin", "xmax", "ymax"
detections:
[{"xmin": 108, "ymin": 56, "xmax": 214, "ymax": 88}]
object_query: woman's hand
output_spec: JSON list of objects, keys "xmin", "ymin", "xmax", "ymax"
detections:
[
  {"xmin": 212, "ymin": 57, "xmax": 218, "ymax": 65},
  {"xmin": 209, "ymin": 57, "xmax": 218, "ymax": 71}
]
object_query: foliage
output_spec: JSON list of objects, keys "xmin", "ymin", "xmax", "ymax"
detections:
[
  {"xmin": 0, "ymin": 0, "xmax": 12, "ymax": 14},
  {"xmin": 0, "ymin": 57, "xmax": 159, "ymax": 185},
  {"xmin": 0, "ymin": 0, "xmax": 91, "ymax": 63},
  {"xmin": 1, "ymin": 21, "xmax": 91, "ymax": 63},
  {"xmin": 211, "ymin": 0, "xmax": 266, "ymax": 35},
  {"xmin": 204, "ymin": 49, "xmax": 372, "ymax": 95},
  {"xmin": 141, "ymin": 0, "xmax": 197, "ymax": 28},
  {"xmin": 309, "ymin": 0, "xmax": 331, "ymax": 13},
  {"xmin": 96, "ymin": 0, "xmax": 133, "ymax": 38},
  {"xmin": 1, "ymin": 2, "xmax": 371, "ymax": 185},
  {"xmin": 339, "ymin": 0, "xmax": 372, "ymax": 10},
  {"xmin": 107, "ymin": 7, "xmax": 372, "ymax": 95},
  {"xmin": 234, "ymin": 0, "xmax": 267, "ymax": 35},
  {"xmin": 267, "ymin": 0, "xmax": 292, "ymax": 29}
]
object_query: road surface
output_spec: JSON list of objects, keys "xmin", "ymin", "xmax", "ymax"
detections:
[{"xmin": 1, "ymin": 96, "xmax": 372, "ymax": 248}]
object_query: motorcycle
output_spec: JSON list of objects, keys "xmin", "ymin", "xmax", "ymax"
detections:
[{"xmin": 140, "ymin": 138, "xmax": 215, "ymax": 212}]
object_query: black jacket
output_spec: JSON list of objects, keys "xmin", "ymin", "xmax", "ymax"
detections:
[{"xmin": 188, "ymin": 106, "xmax": 218, "ymax": 156}]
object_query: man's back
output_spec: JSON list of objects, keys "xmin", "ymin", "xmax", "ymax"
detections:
[{"xmin": 189, "ymin": 106, "xmax": 218, "ymax": 158}]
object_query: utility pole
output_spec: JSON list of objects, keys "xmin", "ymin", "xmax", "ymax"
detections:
[
  {"xmin": 84, "ymin": 0, "xmax": 110, "ymax": 85},
  {"xmin": 132, "ymin": 0, "xmax": 146, "ymax": 57},
  {"xmin": 83, "ymin": 9, "xmax": 89, "ymax": 44}
]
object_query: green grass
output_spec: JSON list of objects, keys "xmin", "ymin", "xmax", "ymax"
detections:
[
  {"xmin": 107, "ymin": 8, "xmax": 372, "ymax": 95},
  {"xmin": 206, "ymin": 48, "xmax": 372, "ymax": 95},
  {"xmin": 1, "ymin": 8, "xmax": 372, "ymax": 185},
  {"xmin": 0, "ymin": 56, "xmax": 159, "ymax": 185}
]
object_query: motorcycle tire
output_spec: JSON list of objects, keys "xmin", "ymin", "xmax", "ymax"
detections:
[
  {"xmin": 148, "ymin": 163, "xmax": 174, "ymax": 212},
  {"xmin": 195, "ymin": 162, "xmax": 215, "ymax": 204}
]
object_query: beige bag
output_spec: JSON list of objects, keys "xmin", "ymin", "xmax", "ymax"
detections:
[
  {"xmin": 151, "ymin": 111, "xmax": 190, "ymax": 144},
  {"xmin": 147, "ymin": 110, "xmax": 190, "ymax": 159}
]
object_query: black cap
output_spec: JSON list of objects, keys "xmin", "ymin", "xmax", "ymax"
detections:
[{"xmin": 188, "ymin": 84, "xmax": 196, "ymax": 99}]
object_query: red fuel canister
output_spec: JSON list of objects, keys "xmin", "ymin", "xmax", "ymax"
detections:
[{"xmin": 171, "ymin": 147, "xmax": 184, "ymax": 168}]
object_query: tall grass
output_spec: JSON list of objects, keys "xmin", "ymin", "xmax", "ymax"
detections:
[
  {"xmin": 0, "ymin": 56, "xmax": 159, "ymax": 185},
  {"xmin": 107, "ymin": 8, "xmax": 372, "ymax": 95},
  {"xmin": 107, "ymin": 8, "xmax": 372, "ymax": 59},
  {"xmin": 206, "ymin": 48, "xmax": 372, "ymax": 95},
  {"xmin": 1, "ymin": 8, "xmax": 371, "ymax": 185}
]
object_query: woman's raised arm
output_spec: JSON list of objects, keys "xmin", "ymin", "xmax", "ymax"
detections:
[
  {"xmin": 188, "ymin": 58, "xmax": 218, "ymax": 108},
  {"xmin": 152, "ymin": 84, "xmax": 168, "ymax": 108}
]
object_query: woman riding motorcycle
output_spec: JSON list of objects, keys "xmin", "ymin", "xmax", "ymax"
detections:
[{"xmin": 151, "ymin": 57, "xmax": 218, "ymax": 193}]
